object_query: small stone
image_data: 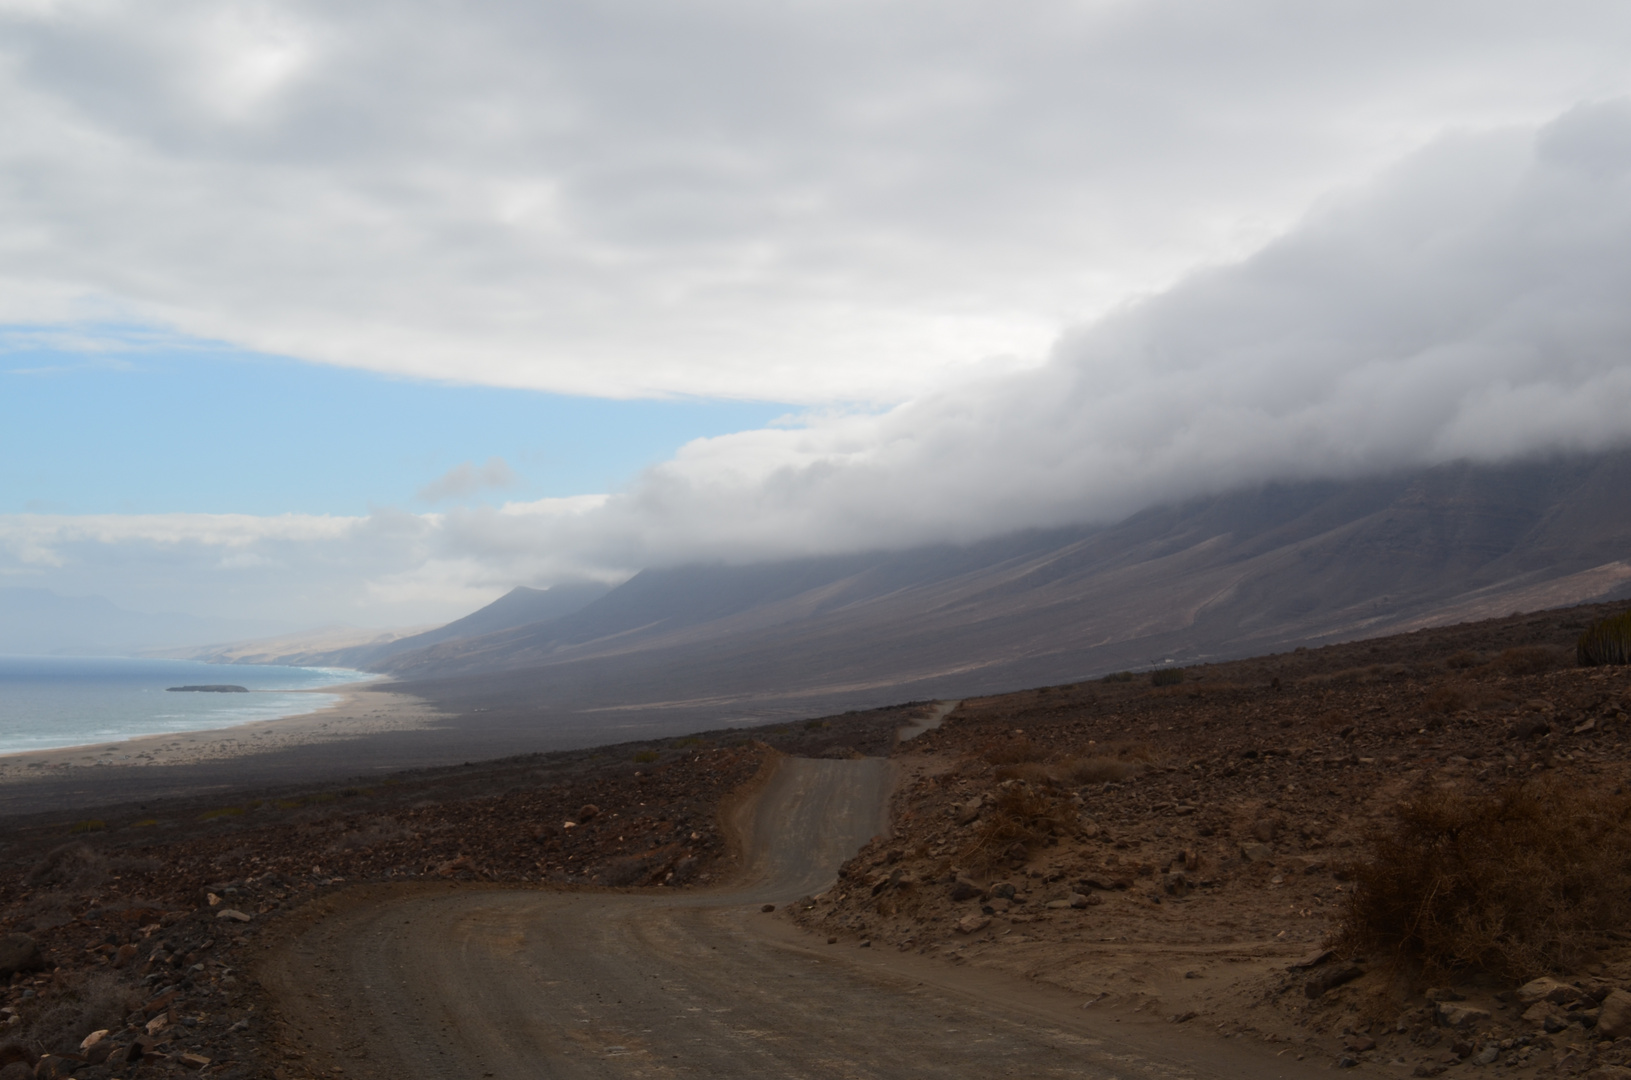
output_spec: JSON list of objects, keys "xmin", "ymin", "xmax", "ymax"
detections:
[
  {"xmin": 1305, "ymin": 963, "xmax": 1363, "ymax": 999},
  {"xmin": 1335, "ymin": 1054, "xmax": 1358, "ymax": 1068},
  {"xmin": 1288, "ymin": 948, "xmax": 1334, "ymax": 971},
  {"xmin": 949, "ymin": 878, "xmax": 986, "ymax": 902},
  {"xmin": 1473, "ymin": 1044, "xmax": 1499, "ymax": 1065},
  {"xmin": 1044, "ymin": 899, "xmax": 1070, "ymax": 910},
  {"xmin": 33, "ymin": 1056, "xmax": 76, "ymax": 1080},
  {"xmin": 761, "ymin": 904, "xmax": 775, "ymax": 912},
  {"xmin": 1068, "ymin": 892, "xmax": 1096, "ymax": 909},
  {"xmin": 577, "ymin": 804, "xmax": 601, "ymax": 822},
  {"xmin": 989, "ymin": 881, "xmax": 1016, "ymax": 900},
  {"xmin": 80, "ymin": 1029, "xmax": 110, "ymax": 1051},
  {"xmin": 1240, "ymin": 842, "xmax": 1273, "ymax": 862},
  {"xmin": 826, "ymin": 936, "xmax": 837, "ymax": 945},
  {"xmin": 1436, "ymin": 1002, "xmax": 1491, "ymax": 1030},
  {"xmin": 179, "ymin": 1052, "xmax": 211, "ymax": 1070},
  {"xmin": 956, "ymin": 913, "xmax": 991, "ymax": 935},
  {"xmin": 955, "ymin": 798, "xmax": 983, "ymax": 825},
  {"xmin": 1522, "ymin": 1001, "xmax": 1561, "ymax": 1025},
  {"xmin": 216, "ymin": 908, "xmax": 252, "ymax": 922}
]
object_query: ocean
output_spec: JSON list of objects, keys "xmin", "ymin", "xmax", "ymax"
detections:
[{"xmin": 0, "ymin": 655, "xmax": 373, "ymax": 756}]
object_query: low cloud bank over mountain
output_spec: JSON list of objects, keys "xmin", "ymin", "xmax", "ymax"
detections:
[{"xmin": 6, "ymin": 106, "xmax": 1631, "ymax": 624}]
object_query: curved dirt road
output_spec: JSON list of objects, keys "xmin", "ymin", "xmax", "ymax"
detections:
[{"xmin": 263, "ymin": 757, "xmax": 1322, "ymax": 1079}]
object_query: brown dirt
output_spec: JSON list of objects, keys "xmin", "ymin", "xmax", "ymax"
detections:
[
  {"xmin": 790, "ymin": 603, "xmax": 1631, "ymax": 1075},
  {"xmin": 0, "ymin": 704, "xmax": 928, "ymax": 1078}
]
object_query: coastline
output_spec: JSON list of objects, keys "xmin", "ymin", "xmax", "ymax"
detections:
[{"xmin": 0, "ymin": 679, "xmax": 446, "ymax": 782}]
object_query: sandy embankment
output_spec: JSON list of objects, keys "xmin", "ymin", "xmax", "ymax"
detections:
[{"xmin": 0, "ymin": 680, "xmax": 446, "ymax": 783}]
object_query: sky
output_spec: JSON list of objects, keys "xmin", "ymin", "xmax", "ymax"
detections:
[{"xmin": 4, "ymin": 0, "xmax": 1631, "ymax": 630}]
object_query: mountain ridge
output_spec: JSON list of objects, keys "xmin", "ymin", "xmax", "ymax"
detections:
[{"xmin": 357, "ymin": 450, "xmax": 1631, "ymax": 732}]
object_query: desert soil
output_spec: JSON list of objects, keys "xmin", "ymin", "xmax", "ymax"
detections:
[{"xmin": 2, "ymin": 604, "xmax": 1630, "ymax": 1078}]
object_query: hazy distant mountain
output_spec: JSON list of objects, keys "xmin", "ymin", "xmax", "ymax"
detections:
[
  {"xmin": 158, "ymin": 623, "xmax": 438, "ymax": 666},
  {"xmin": 182, "ymin": 581, "xmax": 614, "ymax": 669},
  {"xmin": 372, "ymin": 450, "xmax": 1631, "ymax": 728},
  {"xmin": 0, "ymin": 588, "xmax": 283, "ymax": 656}
]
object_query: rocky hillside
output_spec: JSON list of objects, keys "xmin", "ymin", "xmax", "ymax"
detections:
[
  {"xmin": 791, "ymin": 603, "xmax": 1631, "ymax": 1075},
  {"xmin": 380, "ymin": 450, "xmax": 1631, "ymax": 733}
]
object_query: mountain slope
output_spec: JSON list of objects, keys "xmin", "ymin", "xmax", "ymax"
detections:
[
  {"xmin": 382, "ymin": 451, "xmax": 1631, "ymax": 726},
  {"xmin": 0, "ymin": 588, "xmax": 282, "ymax": 656}
]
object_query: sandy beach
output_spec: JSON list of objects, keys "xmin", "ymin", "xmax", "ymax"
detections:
[{"xmin": 0, "ymin": 679, "xmax": 446, "ymax": 783}]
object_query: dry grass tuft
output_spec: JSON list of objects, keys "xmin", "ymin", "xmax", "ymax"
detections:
[
  {"xmin": 1488, "ymin": 645, "xmax": 1567, "ymax": 677},
  {"xmin": 1331, "ymin": 777, "xmax": 1631, "ymax": 981},
  {"xmin": 992, "ymin": 761, "xmax": 1053, "ymax": 784},
  {"xmin": 19, "ymin": 972, "xmax": 139, "ymax": 1056},
  {"xmin": 957, "ymin": 784, "xmax": 1072, "ymax": 875},
  {"xmin": 24, "ymin": 843, "xmax": 107, "ymax": 899},
  {"xmin": 1424, "ymin": 681, "xmax": 1479, "ymax": 715},
  {"xmin": 981, "ymin": 736, "xmax": 1045, "ymax": 766},
  {"xmin": 1055, "ymin": 755, "xmax": 1145, "ymax": 784}
]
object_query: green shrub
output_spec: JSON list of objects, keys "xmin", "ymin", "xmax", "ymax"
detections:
[
  {"xmin": 1100, "ymin": 671, "xmax": 1134, "ymax": 683},
  {"xmin": 199, "ymin": 806, "xmax": 245, "ymax": 821},
  {"xmin": 1332, "ymin": 778, "xmax": 1631, "ymax": 980},
  {"xmin": 68, "ymin": 819, "xmax": 105, "ymax": 834},
  {"xmin": 1578, "ymin": 609, "xmax": 1631, "ymax": 667},
  {"xmin": 1150, "ymin": 668, "xmax": 1185, "ymax": 687},
  {"xmin": 632, "ymin": 749, "xmax": 659, "ymax": 764}
]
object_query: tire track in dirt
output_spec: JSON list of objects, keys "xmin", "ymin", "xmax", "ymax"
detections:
[{"xmin": 261, "ymin": 756, "xmax": 1323, "ymax": 1079}]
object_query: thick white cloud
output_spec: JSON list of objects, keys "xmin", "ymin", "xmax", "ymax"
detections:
[
  {"xmin": 5, "ymin": 1, "xmax": 1631, "ymax": 400},
  {"xmin": 6, "ymin": 107, "xmax": 1631, "ymax": 627}
]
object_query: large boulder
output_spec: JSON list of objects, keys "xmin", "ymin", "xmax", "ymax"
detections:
[
  {"xmin": 0, "ymin": 934, "xmax": 42, "ymax": 978},
  {"xmin": 1596, "ymin": 989, "xmax": 1631, "ymax": 1040}
]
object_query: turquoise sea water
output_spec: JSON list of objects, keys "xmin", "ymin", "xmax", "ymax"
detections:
[{"xmin": 0, "ymin": 656, "xmax": 372, "ymax": 755}]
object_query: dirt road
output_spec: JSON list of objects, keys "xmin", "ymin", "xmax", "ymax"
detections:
[{"xmin": 262, "ymin": 757, "xmax": 1324, "ymax": 1079}]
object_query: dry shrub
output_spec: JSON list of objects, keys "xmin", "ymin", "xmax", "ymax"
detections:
[
  {"xmin": 1332, "ymin": 777, "xmax": 1631, "ymax": 981},
  {"xmin": 993, "ymin": 761, "xmax": 1053, "ymax": 784},
  {"xmin": 1424, "ymin": 681, "xmax": 1478, "ymax": 715},
  {"xmin": 1489, "ymin": 645, "xmax": 1567, "ymax": 677},
  {"xmin": 957, "ymin": 784, "xmax": 1071, "ymax": 875},
  {"xmin": 326, "ymin": 816, "xmax": 412, "ymax": 853},
  {"xmin": 24, "ymin": 843, "xmax": 107, "ymax": 895},
  {"xmin": 1444, "ymin": 650, "xmax": 1482, "ymax": 670},
  {"xmin": 20, "ymin": 972, "xmax": 138, "ymax": 1056},
  {"xmin": 981, "ymin": 736, "xmax": 1044, "ymax": 766},
  {"xmin": 1056, "ymin": 756, "xmax": 1144, "ymax": 784},
  {"xmin": 1579, "ymin": 610, "xmax": 1631, "ymax": 667}
]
